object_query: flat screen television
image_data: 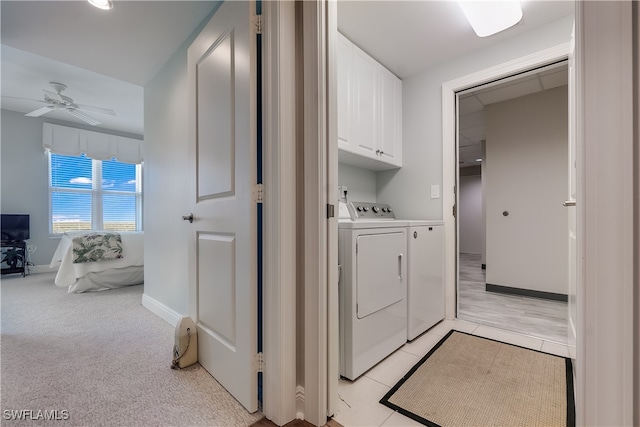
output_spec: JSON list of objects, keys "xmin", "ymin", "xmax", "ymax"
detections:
[{"xmin": 1, "ymin": 214, "xmax": 30, "ymax": 242}]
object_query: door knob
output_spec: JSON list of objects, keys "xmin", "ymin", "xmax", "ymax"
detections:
[{"xmin": 182, "ymin": 213, "xmax": 194, "ymax": 223}]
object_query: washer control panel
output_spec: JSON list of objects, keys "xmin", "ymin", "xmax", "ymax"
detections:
[{"xmin": 347, "ymin": 202, "xmax": 395, "ymax": 220}]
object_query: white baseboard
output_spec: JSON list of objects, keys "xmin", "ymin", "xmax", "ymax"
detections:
[
  {"xmin": 142, "ymin": 293, "xmax": 182, "ymax": 327},
  {"xmin": 295, "ymin": 385, "xmax": 305, "ymax": 420}
]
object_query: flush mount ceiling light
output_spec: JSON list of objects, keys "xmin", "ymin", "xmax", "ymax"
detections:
[
  {"xmin": 458, "ymin": 1, "xmax": 523, "ymax": 37},
  {"xmin": 88, "ymin": 0, "xmax": 113, "ymax": 10}
]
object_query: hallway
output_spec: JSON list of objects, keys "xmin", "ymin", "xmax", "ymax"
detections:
[{"xmin": 457, "ymin": 253, "xmax": 568, "ymax": 343}]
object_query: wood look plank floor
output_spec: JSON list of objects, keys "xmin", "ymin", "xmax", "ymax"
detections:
[{"xmin": 457, "ymin": 253, "xmax": 568, "ymax": 344}]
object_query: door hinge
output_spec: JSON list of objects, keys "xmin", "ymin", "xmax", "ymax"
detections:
[
  {"xmin": 327, "ymin": 204, "xmax": 335, "ymax": 218},
  {"xmin": 253, "ymin": 183, "xmax": 264, "ymax": 204},
  {"xmin": 252, "ymin": 14, "xmax": 263, "ymax": 35},
  {"xmin": 452, "ymin": 203, "xmax": 457, "ymax": 218},
  {"xmin": 255, "ymin": 352, "xmax": 264, "ymax": 373}
]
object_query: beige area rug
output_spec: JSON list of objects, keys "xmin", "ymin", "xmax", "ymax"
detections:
[{"xmin": 380, "ymin": 331, "xmax": 574, "ymax": 427}]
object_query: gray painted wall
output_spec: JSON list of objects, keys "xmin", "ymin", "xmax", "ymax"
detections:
[
  {"xmin": 485, "ymin": 86, "xmax": 568, "ymax": 294},
  {"xmin": 338, "ymin": 162, "xmax": 377, "ymax": 203},
  {"xmin": 0, "ymin": 109, "xmax": 141, "ymax": 267},
  {"xmin": 142, "ymin": 3, "xmax": 220, "ymax": 317},
  {"xmin": 142, "ymin": 33, "xmax": 191, "ymax": 316},
  {"xmin": 459, "ymin": 174, "xmax": 483, "ymax": 254},
  {"xmin": 1, "ymin": 110, "xmax": 58, "ymax": 266},
  {"xmin": 376, "ymin": 16, "xmax": 574, "ymax": 221}
]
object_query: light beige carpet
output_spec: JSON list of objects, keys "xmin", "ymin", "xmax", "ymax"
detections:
[
  {"xmin": 1, "ymin": 272, "xmax": 263, "ymax": 426},
  {"xmin": 380, "ymin": 331, "xmax": 574, "ymax": 427}
]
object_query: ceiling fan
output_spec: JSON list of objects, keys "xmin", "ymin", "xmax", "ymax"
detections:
[{"xmin": 3, "ymin": 82, "xmax": 116, "ymax": 126}]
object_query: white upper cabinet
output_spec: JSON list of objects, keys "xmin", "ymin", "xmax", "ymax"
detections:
[
  {"xmin": 378, "ymin": 66, "xmax": 402, "ymax": 166},
  {"xmin": 337, "ymin": 32, "xmax": 402, "ymax": 170},
  {"xmin": 337, "ymin": 33, "xmax": 352, "ymax": 152},
  {"xmin": 352, "ymin": 46, "xmax": 379, "ymax": 158}
]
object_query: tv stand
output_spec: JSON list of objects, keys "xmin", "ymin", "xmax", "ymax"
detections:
[{"xmin": 1, "ymin": 241, "xmax": 28, "ymax": 277}]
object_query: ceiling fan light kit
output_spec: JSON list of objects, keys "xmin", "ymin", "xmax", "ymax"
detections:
[{"xmin": 88, "ymin": 0, "xmax": 113, "ymax": 11}]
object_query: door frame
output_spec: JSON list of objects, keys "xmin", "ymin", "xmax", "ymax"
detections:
[
  {"xmin": 442, "ymin": 2, "xmax": 638, "ymax": 423},
  {"xmin": 263, "ymin": 1, "xmax": 336, "ymax": 424},
  {"xmin": 262, "ymin": 1, "xmax": 298, "ymax": 425},
  {"xmin": 574, "ymin": 1, "xmax": 636, "ymax": 425},
  {"xmin": 442, "ymin": 42, "xmax": 571, "ymax": 321}
]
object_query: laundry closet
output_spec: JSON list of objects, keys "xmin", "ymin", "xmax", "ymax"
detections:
[{"xmin": 335, "ymin": 29, "xmax": 445, "ymax": 380}]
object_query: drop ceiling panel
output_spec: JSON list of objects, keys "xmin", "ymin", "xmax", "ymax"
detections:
[
  {"xmin": 459, "ymin": 110, "xmax": 485, "ymax": 129},
  {"xmin": 459, "ymin": 124, "xmax": 486, "ymax": 142},
  {"xmin": 458, "ymin": 96, "xmax": 485, "ymax": 115}
]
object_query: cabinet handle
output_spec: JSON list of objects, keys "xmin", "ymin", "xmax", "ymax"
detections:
[
  {"xmin": 398, "ymin": 253, "xmax": 403, "ymax": 279},
  {"xmin": 375, "ymin": 149, "xmax": 380, "ymax": 155},
  {"xmin": 380, "ymin": 151, "xmax": 384, "ymax": 155}
]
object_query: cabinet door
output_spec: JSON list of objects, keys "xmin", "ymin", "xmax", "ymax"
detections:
[
  {"xmin": 352, "ymin": 45, "xmax": 378, "ymax": 158},
  {"xmin": 337, "ymin": 33, "xmax": 352, "ymax": 152},
  {"xmin": 378, "ymin": 67, "xmax": 402, "ymax": 166}
]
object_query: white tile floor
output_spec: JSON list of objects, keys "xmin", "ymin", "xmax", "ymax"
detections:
[{"xmin": 333, "ymin": 318, "xmax": 572, "ymax": 427}]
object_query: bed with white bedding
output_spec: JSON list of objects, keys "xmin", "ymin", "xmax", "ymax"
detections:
[{"xmin": 50, "ymin": 231, "xmax": 144, "ymax": 293}]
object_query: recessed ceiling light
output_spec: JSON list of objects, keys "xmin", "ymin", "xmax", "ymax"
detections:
[
  {"xmin": 476, "ymin": 158, "xmax": 483, "ymax": 162},
  {"xmin": 88, "ymin": 0, "xmax": 113, "ymax": 10},
  {"xmin": 458, "ymin": 1, "xmax": 523, "ymax": 37}
]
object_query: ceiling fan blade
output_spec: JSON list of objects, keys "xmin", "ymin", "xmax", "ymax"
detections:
[
  {"xmin": 1, "ymin": 95, "xmax": 49, "ymax": 105},
  {"xmin": 66, "ymin": 108, "xmax": 101, "ymax": 126},
  {"xmin": 43, "ymin": 89, "xmax": 64, "ymax": 102},
  {"xmin": 76, "ymin": 104, "xmax": 117, "ymax": 116},
  {"xmin": 25, "ymin": 106, "xmax": 54, "ymax": 117}
]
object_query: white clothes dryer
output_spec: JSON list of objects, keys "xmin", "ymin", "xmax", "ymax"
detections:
[{"xmin": 338, "ymin": 202, "xmax": 408, "ymax": 380}]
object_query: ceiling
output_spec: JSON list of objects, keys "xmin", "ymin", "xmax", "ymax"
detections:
[
  {"xmin": 337, "ymin": 1, "xmax": 574, "ymax": 79},
  {"xmin": 1, "ymin": 0, "xmax": 220, "ymax": 136},
  {"xmin": 458, "ymin": 63, "xmax": 569, "ymax": 168},
  {"xmin": 1, "ymin": 0, "xmax": 573, "ymax": 137}
]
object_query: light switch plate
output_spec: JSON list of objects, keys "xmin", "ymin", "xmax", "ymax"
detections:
[{"xmin": 430, "ymin": 185, "xmax": 440, "ymax": 199}]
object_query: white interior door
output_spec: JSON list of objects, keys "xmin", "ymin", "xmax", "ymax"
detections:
[{"xmin": 187, "ymin": 0, "xmax": 258, "ymax": 413}]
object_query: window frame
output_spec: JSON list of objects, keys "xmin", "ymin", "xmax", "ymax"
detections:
[{"xmin": 48, "ymin": 152, "xmax": 143, "ymax": 235}]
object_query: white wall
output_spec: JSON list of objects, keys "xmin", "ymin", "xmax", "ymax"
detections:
[
  {"xmin": 0, "ymin": 109, "xmax": 142, "ymax": 266},
  {"xmin": 458, "ymin": 174, "xmax": 483, "ymax": 254},
  {"xmin": 142, "ymin": 4, "xmax": 220, "ymax": 317},
  {"xmin": 376, "ymin": 16, "xmax": 574, "ymax": 221},
  {"xmin": 337, "ymin": 163, "xmax": 376, "ymax": 202},
  {"xmin": 142, "ymin": 39, "xmax": 191, "ymax": 316},
  {"xmin": 485, "ymin": 86, "xmax": 568, "ymax": 295}
]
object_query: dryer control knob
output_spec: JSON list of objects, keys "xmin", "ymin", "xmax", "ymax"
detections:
[
  {"xmin": 356, "ymin": 206, "xmax": 363, "ymax": 212},
  {"xmin": 372, "ymin": 206, "xmax": 380, "ymax": 213}
]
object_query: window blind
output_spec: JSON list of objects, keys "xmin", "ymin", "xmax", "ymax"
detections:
[{"xmin": 43, "ymin": 123, "xmax": 143, "ymax": 164}]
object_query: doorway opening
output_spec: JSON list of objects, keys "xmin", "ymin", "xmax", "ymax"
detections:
[{"xmin": 455, "ymin": 61, "xmax": 570, "ymax": 344}]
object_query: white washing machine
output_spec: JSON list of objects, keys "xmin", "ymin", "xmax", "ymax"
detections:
[
  {"xmin": 405, "ymin": 220, "xmax": 445, "ymax": 340},
  {"xmin": 338, "ymin": 202, "xmax": 408, "ymax": 380}
]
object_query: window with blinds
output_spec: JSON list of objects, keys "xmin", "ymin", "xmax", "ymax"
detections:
[{"xmin": 49, "ymin": 153, "xmax": 142, "ymax": 234}]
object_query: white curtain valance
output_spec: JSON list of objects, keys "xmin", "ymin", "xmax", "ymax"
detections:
[{"xmin": 42, "ymin": 123, "xmax": 143, "ymax": 164}]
